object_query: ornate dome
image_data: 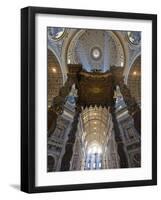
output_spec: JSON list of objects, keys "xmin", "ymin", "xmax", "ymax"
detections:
[{"xmin": 67, "ymin": 30, "xmax": 125, "ymax": 72}]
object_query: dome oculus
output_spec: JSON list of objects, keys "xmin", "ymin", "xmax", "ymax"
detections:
[{"xmin": 91, "ymin": 47, "xmax": 102, "ymax": 60}]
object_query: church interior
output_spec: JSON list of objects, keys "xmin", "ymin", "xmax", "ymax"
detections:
[{"xmin": 47, "ymin": 27, "xmax": 141, "ymax": 172}]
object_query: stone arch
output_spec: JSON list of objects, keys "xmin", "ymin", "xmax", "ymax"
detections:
[
  {"xmin": 47, "ymin": 49, "xmax": 63, "ymax": 107},
  {"xmin": 48, "ymin": 44, "xmax": 67, "ymax": 82},
  {"xmin": 112, "ymin": 31, "xmax": 128, "ymax": 68},
  {"xmin": 60, "ymin": 29, "xmax": 78, "ymax": 75},
  {"xmin": 124, "ymin": 52, "xmax": 141, "ymax": 84},
  {"xmin": 127, "ymin": 55, "xmax": 141, "ymax": 103},
  {"xmin": 114, "ymin": 31, "xmax": 129, "ymax": 74}
]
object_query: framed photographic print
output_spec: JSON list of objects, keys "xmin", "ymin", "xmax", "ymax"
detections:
[{"xmin": 21, "ymin": 6, "xmax": 157, "ymax": 193}]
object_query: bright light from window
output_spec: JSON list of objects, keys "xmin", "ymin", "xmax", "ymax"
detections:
[
  {"xmin": 68, "ymin": 58, "xmax": 71, "ymax": 64},
  {"xmin": 87, "ymin": 143, "xmax": 102, "ymax": 154},
  {"xmin": 121, "ymin": 61, "xmax": 124, "ymax": 67},
  {"xmin": 99, "ymin": 162, "xmax": 102, "ymax": 168},
  {"xmin": 52, "ymin": 68, "xmax": 56, "ymax": 73}
]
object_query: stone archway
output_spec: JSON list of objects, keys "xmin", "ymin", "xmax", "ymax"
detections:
[
  {"xmin": 127, "ymin": 55, "xmax": 141, "ymax": 104},
  {"xmin": 47, "ymin": 49, "xmax": 63, "ymax": 107}
]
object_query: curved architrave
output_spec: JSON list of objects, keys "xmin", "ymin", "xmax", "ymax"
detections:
[
  {"xmin": 111, "ymin": 31, "xmax": 127, "ymax": 68},
  {"xmin": 66, "ymin": 29, "xmax": 86, "ymax": 64},
  {"xmin": 60, "ymin": 29, "xmax": 79, "ymax": 74},
  {"xmin": 124, "ymin": 52, "xmax": 141, "ymax": 84},
  {"xmin": 48, "ymin": 45, "xmax": 66, "ymax": 84},
  {"xmin": 47, "ymin": 49, "xmax": 64, "ymax": 107},
  {"xmin": 113, "ymin": 31, "xmax": 129, "ymax": 70},
  {"xmin": 113, "ymin": 31, "xmax": 133, "ymax": 81},
  {"xmin": 127, "ymin": 55, "xmax": 141, "ymax": 103}
]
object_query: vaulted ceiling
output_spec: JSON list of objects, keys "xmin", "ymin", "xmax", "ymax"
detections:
[{"xmin": 81, "ymin": 106, "xmax": 112, "ymax": 153}]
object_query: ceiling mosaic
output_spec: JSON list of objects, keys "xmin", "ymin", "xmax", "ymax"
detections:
[{"xmin": 127, "ymin": 31, "xmax": 141, "ymax": 46}]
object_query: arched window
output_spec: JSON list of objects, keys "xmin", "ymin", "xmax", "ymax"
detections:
[{"xmin": 85, "ymin": 143, "xmax": 102, "ymax": 170}]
